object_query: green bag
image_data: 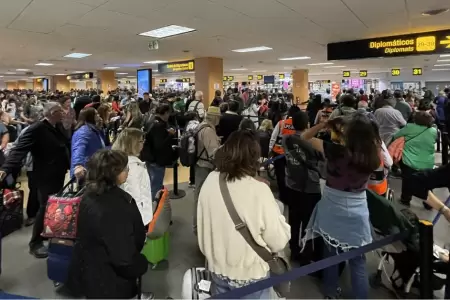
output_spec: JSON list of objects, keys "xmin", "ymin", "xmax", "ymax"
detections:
[{"xmin": 141, "ymin": 231, "xmax": 170, "ymax": 265}]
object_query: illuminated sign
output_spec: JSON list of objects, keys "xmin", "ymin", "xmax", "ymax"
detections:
[
  {"xmin": 158, "ymin": 60, "xmax": 195, "ymax": 73},
  {"xmin": 257, "ymin": 75, "xmax": 263, "ymax": 80},
  {"xmin": 160, "ymin": 79, "xmax": 167, "ymax": 83},
  {"xmin": 391, "ymin": 69, "xmax": 401, "ymax": 76},
  {"xmin": 279, "ymin": 74, "xmax": 285, "ymax": 79},
  {"xmin": 327, "ymin": 29, "xmax": 450, "ymax": 60},
  {"xmin": 227, "ymin": 76, "xmax": 234, "ymax": 81},
  {"xmin": 176, "ymin": 78, "xmax": 191, "ymax": 83},
  {"xmin": 223, "ymin": 76, "xmax": 227, "ymax": 81},
  {"xmin": 248, "ymin": 75, "xmax": 254, "ymax": 80},
  {"xmin": 342, "ymin": 71, "xmax": 351, "ymax": 77},
  {"xmin": 359, "ymin": 70, "xmax": 368, "ymax": 77},
  {"xmin": 413, "ymin": 68, "xmax": 423, "ymax": 76},
  {"xmin": 66, "ymin": 72, "xmax": 93, "ymax": 80}
]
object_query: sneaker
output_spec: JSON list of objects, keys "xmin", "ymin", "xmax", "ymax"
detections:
[
  {"xmin": 29, "ymin": 244, "xmax": 48, "ymax": 259},
  {"xmin": 141, "ymin": 292, "xmax": 155, "ymax": 300},
  {"xmin": 25, "ymin": 218, "xmax": 35, "ymax": 227},
  {"xmin": 188, "ymin": 183, "xmax": 195, "ymax": 189}
]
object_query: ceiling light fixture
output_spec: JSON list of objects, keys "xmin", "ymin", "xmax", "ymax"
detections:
[
  {"xmin": 440, "ymin": 54, "xmax": 450, "ymax": 57},
  {"xmin": 278, "ymin": 56, "xmax": 311, "ymax": 61},
  {"xmin": 126, "ymin": 75, "xmax": 136, "ymax": 78},
  {"xmin": 323, "ymin": 65, "xmax": 347, "ymax": 68},
  {"xmin": 138, "ymin": 25, "xmax": 196, "ymax": 38},
  {"xmin": 307, "ymin": 62, "xmax": 334, "ymax": 66},
  {"xmin": 103, "ymin": 66, "xmax": 119, "ymax": 69},
  {"xmin": 143, "ymin": 60, "xmax": 168, "ymax": 64},
  {"xmin": 230, "ymin": 68, "xmax": 248, "ymax": 71},
  {"xmin": 421, "ymin": 8, "xmax": 449, "ymax": 16},
  {"xmin": 116, "ymin": 72, "xmax": 128, "ymax": 75},
  {"xmin": 54, "ymin": 73, "xmax": 66, "ymax": 76},
  {"xmin": 64, "ymin": 53, "xmax": 92, "ymax": 59},
  {"xmin": 437, "ymin": 59, "xmax": 450, "ymax": 62},
  {"xmin": 5, "ymin": 72, "xmax": 16, "ymax": 75},
  {"xmin": 434, "ymin": 64, "xmax": 450, "ymax": 67},
  {"xmin": 35, "ymin": 63, "xmax": 53, "ymax": 66},
  {"xmin": 232, "ymin": 46, "xmax": 272, "ymax": 53},
  {"xmin": 252, "ymin": 70, "xmax": 267, "ymax": 72},
  {"xmin": 16, "ymin": 69, "xmax": 30, "ymax": 72},
  {"xmin": 74, "ymin": 71, "xmax": 86, "ymax": 73},
  {"xmin": 432, "ymin": 68, "xmax": 450, "ymax": 71}
]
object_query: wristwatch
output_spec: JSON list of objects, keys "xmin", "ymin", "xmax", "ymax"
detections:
[{"xmin": 439, "ymin": 205, "xmax": 448, "ymax": 214}]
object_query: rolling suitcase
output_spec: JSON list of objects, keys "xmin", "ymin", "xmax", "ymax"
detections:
[
  {"xmin": 181, "ymin": 267, "xmax": 211, "ymax": 299},
  {"xmin": 47, "ymin": 238, "xmax": 74, "ymax": 286},
  {"xmin": 141, "ymin": 231, "xmax": 170, "ymax": 266}
]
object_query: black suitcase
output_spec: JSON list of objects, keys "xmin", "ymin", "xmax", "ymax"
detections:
[{"xmin": 47, "ymin": 238, "xmax": 74, "ymax": 286}]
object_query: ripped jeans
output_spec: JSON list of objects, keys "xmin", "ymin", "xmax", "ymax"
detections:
[{"xmin": 211, "ymin": 273, "xmax": 271, "ymax": 299}]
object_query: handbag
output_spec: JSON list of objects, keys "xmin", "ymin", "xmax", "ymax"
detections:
[
  {"xmin": 218, "ymin": 173, "xmax": 291, "ymax": 297},
  {"xmin": 42, "ymin": 178, "xmax": 84, "ymax": 239},
  {"xmin": 0, "ymin": 181, "xmax": 23, "ymax": 237}
]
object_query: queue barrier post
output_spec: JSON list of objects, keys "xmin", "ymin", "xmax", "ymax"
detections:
[
  {"xmin": 446, "ymin": 258, "xmax": 450, "ymax": 299},
  {"xmin": 169, "ymin": 145, "xmax": 186, "ymax": 200},
  {"xmin": 419, "ymin": 220, "xmax": 434, "ymax": 299},
  {"xmin": 442, "ymin": 129, "xmax": 449, "ymax": 165}
]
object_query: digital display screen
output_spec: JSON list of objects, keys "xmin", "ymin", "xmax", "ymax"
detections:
[
  {"xmin": 137, "ymin": 69, "xmax": 152, "ymax": 98},
  {"xmin": 264, "ymin": 75, "xmax": 275, "ymax": 84},
  {"xmin": 248, "ymin": 75, "xmax": 253, "ymax": 80},
  {"xmin": 359, "ymin": 70, "xmax": 368, "ymax": 77},
  {"xmin": 391, "ymin": 69, "xmax": 401, "ymax": 76},
  {"xmin": 328, "ymin": 29, "xmax": 450, "ymax": 60},
  {"xmin": 413, "ymin": 68, "xmax": 423, "ymax": 76},
  {"xmin": 342, "ymin": 71, "xmax": 351, "ymax": 77}
]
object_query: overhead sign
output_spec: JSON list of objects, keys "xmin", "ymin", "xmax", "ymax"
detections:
[
  {"xmin": 391, "ymin": 69, "xmax": 401, "ymax": 76},
  {"xmin": 66, "ymin": 72, "xmax": 93, "ymax": 80},
  {"xmin": 342, "ymin": 71, "xmax": 351, "ymax": 77},
  {"xmin": 413, "ymin": 68, "xmax": 423, "ymax": 76},
  {"xmin": 227, "ymin": 76, "xmax": 234, "ymax": 81},
  {"xmin": 176, "ymin": 78, "xmax": 191, "ymax": 83},
  {"xmin": 223, "ymin": 76, "xmax": 227, "ymax": 81},
  {"xmin": 359, "ymin": 70, "xmax": 368, "ymax": 77},
  {"xmin": 279, "ymin": 74, "xmax": 285, "ymax": 79},
  {"xmin": 158, "ymin": 60, "xmax": 195, "ymax": 73},
  {"xmin": 248, "ymin": 75, "xmax": 254, "ymax": 80},
  {"xmin": 327, "ymin": 29, "xmax": 450, "ymax": 60},
  {"xmin": 148, "ymin": 40, "xmax": 159, "ymax": 51},
  {"xmin": 160, "ymin": 79, "xmax": 167, "ymax": 83},
  {"xmin": 257, "ymin": 75, "xmax": 263, "ymax": 80}
]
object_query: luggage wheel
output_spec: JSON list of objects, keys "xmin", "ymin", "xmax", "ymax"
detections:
[
  {"xmin": 151, "ymin": 263, "xmax": 158, "ymax": 269},
  {"xmin": 53, "ymin": 281, "xmax": 62, "ymax": 288}
]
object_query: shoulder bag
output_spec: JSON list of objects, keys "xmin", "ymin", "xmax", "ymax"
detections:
[{"xmin": 218, "ymin": 173, "xmax": 290, "ymax": 297}]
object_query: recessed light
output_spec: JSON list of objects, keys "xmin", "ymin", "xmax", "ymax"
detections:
[
  {"xmin": 324, "ymin": 65, "xmax": 347, "ymax": 68},
  {"xmin": 143, "ymin": 60, "xmax": 168, "ymax": 64},
  {"xmin": 35, "ymin": 63, "xmax": 53, "ymax": 66},
  {"xmin": 422, "ymin": 8, "xmax": 449, "ymax": 16},
  {"xmin": 252, "ymin": 70, "xmax": 267, "ymax": 72},
  {"xmin": 16, "ymin": 69, "xmax": 30, "ymax": 72},
  {"xmin": 230, "ymin": 68, "xmax": 248, "ymax": 71},
  {"xmin": 103, "ymin": 66, "xmax": 119, "ymax": 69},
  {"xmin": 432, "ymin": 68, "xmax": 450, "ymax": 71},
  {"xmin": 64, "ymin": 53, "xmax": 92, "ymax": 59},
  {"xmin": 232, "ymin": 46, "xmax": 272, "ymax": 53},
  {"xmin": 5, "ymin": 72, "xmax": 16, "ymax": 75},
  {"xmin": 138, "ymin": 25, "xmax": 196, "ymax": 38},
  {"xmin": 278, "ymin": 56, "xmax": 311, "ymax": 61},
  {"xmin": 117, "ymin": 72, "xmax": 128, "ymax": 75},
  {"xmin": 54, "ymin": 73, "xmax": 66, "ymax": 76},
  {"xmin": 307, "ymin": 62, "xmax": 334, "ymax": 66},
  {"xmin": 434, "ymin": 64, "xmax": 450, "ymax": 67}
]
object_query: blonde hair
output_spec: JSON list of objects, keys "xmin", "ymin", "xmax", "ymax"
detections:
[
  {"xmin": 127, "ymin": 102, "xmax": 142, "ymax": 121},
  {"xmin": 259, "ymin": 119, "xmax": 273, "ymax": 132},
  {"xmin": 111, "ymin": 128, "xmax": 144, "ymax": 156}
]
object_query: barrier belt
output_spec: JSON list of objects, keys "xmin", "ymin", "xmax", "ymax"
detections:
[
  {"xmin": 263, "ymin": 154, "xmax": 285, "ymax": 166},
  {"xmin": 210, "ymin": 231, "xmax": 408, "ymax": 299},
  {"xmin": 432, "ymin": 195, "xmax": 450, "ymax": 225}
]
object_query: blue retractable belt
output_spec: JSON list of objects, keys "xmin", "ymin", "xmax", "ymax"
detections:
[{"xmin": 263, "ymin": 154, "xmax": 285, "ymax": 166}]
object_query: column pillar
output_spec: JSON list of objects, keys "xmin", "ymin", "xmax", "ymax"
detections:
[
  {"xmin": 194, "ymin": 57, "xmax": 223, "ymax": 109},
  {"xmin": 152, "ymin": 77, "xmax": 156, "ymax": 91},
  {"xmin": 6, "ymin": 81, "xmax": 18, "ymax": 90},
  {"xmin": 69, "ymin": 82, "xmax": 76, "ymax": 90},
  {"xmin": 33, "ymin": 79, "xmax": 43, "ymax": 90},
  {"xmin": 97, "ymin": 70, "xmax": 117, "ymax": 92},
  {"xmin": 17, "ymin": 80, "xmax": 27, "ymax": 89},
  {"xmin": 86, "ymin": 81, "xmax": 94, "ymax": 89},
  {"xmin": 292, "ymin": 69, "xmax": 309, "ymax": 109},
  {"xmin": 51, "ymin": 75, "xmax": 70, "ymax": 92}
]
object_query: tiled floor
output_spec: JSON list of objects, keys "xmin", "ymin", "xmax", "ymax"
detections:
[{"xmin": 1, "ymin": 171, "xmax": 449, "ymax": 298}]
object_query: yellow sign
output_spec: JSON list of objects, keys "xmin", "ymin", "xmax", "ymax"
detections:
[
  {"xmin": 391, "ymin": 69, "xmax": 401, "ymax": 76},
  {"xmin": 440, "ymin": 36, "xmax": 450, "ymax": 48},
  {"xmin": 182, "ymin": 78, "xmax": 190, "ymax": 83},
  {"xmin": 160, "ymin": 79, "xmax": 167, "ymax": 83},
  {"xmin": 248, "ymin": 75, "xmax": 253, "ymax": 80},
  {"xmin": 257, "ymin": 75, "xmax": 263, "ymax": 80},
  {"xmin": 359, "ymin": 70, "xmax": 368, "ymax": 77},
  {"xmin": 369, "ymin": 36, "xmax": 436, "ymax": 54},
  {"xmin": 159, "ymin": 60, "xmax": 195, "ymax": 73},
  {"xmin": 227, "ymin": 76, "xmax": 234, "ymax": 81},
  {"xmin": 416, "ymin": 36, "xmax": 436, "ymax": 52},
  {"xmin": 279, "ymin": 74, "xmax": 285, "ymax": 79},
  {"xmin": 413, "ymin": 68, "xmax": 422, "ymax": 76},
  {"xmin": 342, "ymin": 71, "xmax": 350, "ymax": 77},
  {"xmin": 223, "ymin": 76, "xmax": 227, "ymax": 81}
]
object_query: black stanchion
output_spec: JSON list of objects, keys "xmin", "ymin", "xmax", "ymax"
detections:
[
  {"xmin": 419, "ymin": 220, "xmax": 434, "ymax": 299},
  {"xmin": 442, "ymin": 129, "xmax": 449, "ymax": 165},
  {"xmin": 169, "ymin": 160, "xmax": 186, "ymax": 199}
]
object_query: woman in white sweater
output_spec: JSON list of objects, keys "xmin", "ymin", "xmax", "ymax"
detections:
[
  {"xmin": 197, "ymin": 130, "xmax": 290, "ymax": 298},
  {"xmin": 112, "ymin": 128, "xmax": 153, "ymax": 225}
]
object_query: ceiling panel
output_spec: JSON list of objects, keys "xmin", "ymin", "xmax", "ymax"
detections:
[
  {"xmin": 406, "ymin": 0, "xmax": 450, "ymax": 14},
  {"xmin": 101, "ymin": 0, "xmax": 179, "ymax": 18},
  {"xmin": 67, "ymin": 0, "xmax": 110, "ymax": 7},
  {"xmin": 0, "ymin": 0, "xmax": 32, "ymax": 28},
  {"xmin": 210, "ymin": 0, "xmax": 299, "ymax": 18},
  {"xmin": 8, "ymin": 0, "xmax": 93, "ymax": 33}
]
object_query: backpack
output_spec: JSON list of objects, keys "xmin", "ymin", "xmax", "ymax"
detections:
[
  {"xmin": 179, "ymin": 123, "xmax": 210, "ymax": 167},
  {"xmin": 142, "ymin": 112, "xmax": 156, "ymax": 133},
  {"xmin": 186, "ymin": 101, "xmax": 201, "ymax": 118}
]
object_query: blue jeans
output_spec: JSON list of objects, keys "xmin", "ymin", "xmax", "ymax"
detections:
[
  {"xmin": 211, "ymin": 273, "xmax": 271, "ymax": 299},
  {"xmin": 146, "ymin": 163, "xmax": 165, "ymax": 202},
  {"xmin": 322, "ymin": 244, "xmax": 368, "ymax": 299}
]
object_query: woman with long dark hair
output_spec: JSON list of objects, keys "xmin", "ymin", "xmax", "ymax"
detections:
[{"xmin": 301, "ymin": 113, "xmax": 381, "ymax": 299}]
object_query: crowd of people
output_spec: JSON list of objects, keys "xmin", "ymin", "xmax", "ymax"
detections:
[{"xmin": 0, "ymin": 85, "xmax": 449, "ymax": 298}]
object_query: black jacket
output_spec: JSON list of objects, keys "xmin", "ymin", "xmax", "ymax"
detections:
[
  {"xmin": 141, "ymin": 116, "xmax": 176, "ymax": 166},
  {"xmin": 217, "ymin": 112, "xmax": 243, "ymax": 144},
  {"xmin": 67, "ymin": 186, "xmax": 148, "ymax": 299},
  {"xmin": 73, "ymin": 96, "xmax": 92, "ymax": 119},
  {"xmin": 1, "ymin": 120, "xmax": 70, "ymax": 184}
]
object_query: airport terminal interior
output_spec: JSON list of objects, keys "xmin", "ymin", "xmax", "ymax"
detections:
[{"xmin": 1, "ymin": 0, "xmax": 450, "ymax": 299}]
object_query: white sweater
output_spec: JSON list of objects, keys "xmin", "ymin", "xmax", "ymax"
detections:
[
  {"xmin": 197, "ymin": 171, "xmax": 290, "ymax": 281},
  {"xmin": 121, "ymin": 156, "xmax": 153, "ymax": 225}
]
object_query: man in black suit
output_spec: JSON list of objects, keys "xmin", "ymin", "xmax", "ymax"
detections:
[
  {"xmin": 0, "ymin": 102, "xmax": 70, "ymax": 258},
  {"xmin": 216, "ymin": 100, "xmax": 243, "ymax": 144}
]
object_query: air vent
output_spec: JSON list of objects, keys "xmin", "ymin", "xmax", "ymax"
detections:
[{"xmin": 422, "ymin": 8, "xmax": 449, "ymax": 16}]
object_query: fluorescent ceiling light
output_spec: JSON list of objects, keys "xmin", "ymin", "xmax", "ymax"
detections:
[
  {"xmin": 307, "ymin": 62, "xmax": 334, "ymax": 66},
  {"xmin": 116, "ymin": 72, "xmax": 128, "ymax": 75},
  {"xmin": 74, "ymin": 71, "xmax": 86, "ymax": 73},
  {"xmin": 0, "ymin": 76, "xmax": 3, "ymax": 78},
  {"xmin": 54, "ymin": 73, "xmax": 66, "ymax": 75},
  {"xmin": 432, "ymin": 68, "xmax": 450, "ymax": 71},
  {"xmin": 138, "ymin": 25, "xmax": 196, "ymax": 38},
  {"xmin": 64, "ymin": 53, "xmax": 92, "ymax": 59},
  {"xmin": 143, "ymin": 60, "xmax": 168, "ymax": 64},
  {"xmin": 103, "ymin": 66, "xmax": 119, "ymax": 69},
  {"xmin": 35, "ymin": 63, "xmax": 53, "ymax": 66},
  {"xmin": 187, "ymin": 71, "xmax": 195, "ymax": 74},
  {"xmin": 323, "ymin": 65, "xmax": 347, "ymax": 68},
  {"xmin": 278, "ymin": 56, "xmax": 311, "ymax": 61},
  {"xmin": 5, "ymin": 72, "xmax": 16, "ymax": 74},
  {"xmin": 16, "ymin": 69, "xmax": 30, "ymax": 71},
  {"xmin": 126, "ymin": 75, "xmax": 136, "ymax": 78},
  {"xmin": 434, "ymin": 64, "xmax": 450, "ymax": 67},
  {"xmin": 252, "ymin": 70, "xmax": 267, "ymax": 72},
  {"xmin": 440, "ymin": 54, "xmax": 450, "ymax": 57},
  {"xmin": 437, "ymin": 59, "xmax": 450, "ymax": 62},
  {"xmin": 232, "ymin": 46, "xmax": 272, "ymax": 53},
  {"xmin": 153, "ymin": 70, "xmax": 158, "ymax": 72},
  {"xmin": 230, "ymin": 68, "xmax": 247, "ymax": 71}
]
